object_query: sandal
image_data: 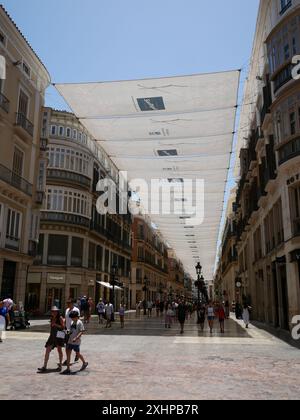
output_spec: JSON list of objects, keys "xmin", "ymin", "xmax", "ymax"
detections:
[{"xmin": 37, "ymin": 367, "xmax": 47, "ymax": 373}]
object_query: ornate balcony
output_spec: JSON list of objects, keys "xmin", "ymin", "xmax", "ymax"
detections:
[
  {"xmin": 47, "ymin": 168, "xmax": 91, "ymax": 189},
  {"xmin": 41, "ymin": 211, "xmax": 90, "ymax": 228},
  {"xmin": 15, "ymin": 112, "xmax": 34, "ymax": 136},
  {"xmin": 278, "ymin": 137, "xmax": 300, "ymax": 165},
  {"xmin": 273, "ymin": 63, "xmax": 293, "ymax": 94},
  {"xmin": 0, "ymin": 163, "xmax": 32, "ymax": 196}
]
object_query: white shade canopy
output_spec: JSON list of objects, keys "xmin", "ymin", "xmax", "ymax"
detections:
[{"xmin": 56, "ymin": 70, "xmax": 240, "ymax": 281}]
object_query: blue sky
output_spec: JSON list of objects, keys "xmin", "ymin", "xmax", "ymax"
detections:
[{"xmin": 2, "ymin": 0, "xmax": 259, "ymax": 109}]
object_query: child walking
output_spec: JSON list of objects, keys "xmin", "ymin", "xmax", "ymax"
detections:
[{"xmin": 61, "ymin": 311, "xmax": 88, "ymax": 375}]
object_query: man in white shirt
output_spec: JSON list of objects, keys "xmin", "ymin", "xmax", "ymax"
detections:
[
  {"xmin": 105, "ymin": 302, "xmax": 114, "ymax": 328},
  {"xmin": 63, "ymin": 299, "xmax": 80, "ymax": 365},
  {"xmin": 65, "ymin": 299, "xmax": 80, "ymax": 331}
]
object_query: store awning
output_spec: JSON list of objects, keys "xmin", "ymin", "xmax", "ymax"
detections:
[
  {"xmin": 97, "ymin": 281, "xmax": 123, "ymax": 290},
  {"xmin": 56, "ymin": 70, "xmax": 240, "ymax": 281}
]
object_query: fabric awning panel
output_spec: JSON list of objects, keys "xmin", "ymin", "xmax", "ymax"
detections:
[{"xmin": 56, "ymin": 70, "xmax": 240, "ymax": 281}]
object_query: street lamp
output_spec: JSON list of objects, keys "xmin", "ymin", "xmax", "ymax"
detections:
[
  {"xmin": 142, "ymin": 276, "xmax": 149, "ymax": 315},
  {"xmin": 195, "ymin": 263, "xmax": 205, "ymax": 322},
  {"xmin": 110, "ymin": 263, "xmax": 118, "ymax": 318}
]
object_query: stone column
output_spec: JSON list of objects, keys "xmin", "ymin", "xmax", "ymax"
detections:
[
  {"xmin": 43, "ymin": 233, "xmax": 49, "ymax": 265},
  {"xmin": 39, "ymin": 271, "xmax": 47, "ymax": 313},
  {"xmin": 14, "ymin": 262, "xmax": 28, "ymax": 307}
]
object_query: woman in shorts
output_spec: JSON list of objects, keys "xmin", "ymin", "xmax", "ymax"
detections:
[{"xmin": 37, "ymin": 306, "xmax": 65, "ymax": 373}]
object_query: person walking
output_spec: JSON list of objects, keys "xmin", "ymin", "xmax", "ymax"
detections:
[
  {"xmin": 63, "ymin": 299, "xmax": 80, "ymax": 365},
  {"xmin": 87, "ymin": 297, "xmax": 94, "ymax": 323},
  {"xmin": 105, "ymin": 302, "xmax": 114, "ymax": 328},
  {"xmin": 37, "ymin": 306, "xmax": 65, "ymax": 373},
  {"xmin": 218, "ymin": 303, "xmax": 226, "ymax": 334},
  {"xmin": 207, "ymin": 301, "xmax": 215, "ymax": 334},
  {"xmin": 0, "ymin": 301, "xmax": 10, "ymax": 343},
  {"xmin": 197, "ymin": 304, "xmax": 206, "ymax": 332},
  {"xmin": 147, "ymin": 300, "xmax": 153, "ymax": 318},
  {"xmin": 61, "ymin": 311, "xmax": 88, "ymax": 375},
  {"xmin": 160, "ymin": 300, "xmax": 165, "ymax": 317},
  {"xmin": 165, "ymin": 304, "xmax": 173, "ymax": 329},
  {"xmin": 225, "ymin": 300, "xmax": 230, "ymax": 319},
  {"xmin": 119, "ymin": 303, "xmax": 125, "ymax": 328},
  {"xmin": 3, "ymin": 295, "xmax": 13, "ymax": 331},
  {"xmin": 242, "ymin": 304, "xmax": 251, "ymax": 328},
  {"xmin": 96, "ymin": 299, "xmax": 105, "ymax": 325},
  {"xmin": 156, "ymin": 301, "xmax": 160, "ymax": 317},
  {"xmin": 177, "ymin": 299, "xmax": 187, "ymax": 334}
]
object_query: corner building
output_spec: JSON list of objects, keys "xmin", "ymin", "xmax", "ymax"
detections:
[
  {"xmin": 28, "ymin": 108, "xmax": 132, "ymax": 313},
  {"xmin": 232, "ymin": 0, "xmax": 300, "ymax": 332},
  {"xmin": 0, "ymin": 6, "xmax": 50, "ymax": 305}
]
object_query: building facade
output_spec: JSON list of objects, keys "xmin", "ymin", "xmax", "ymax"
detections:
[
  {"xmin": 0, "ymin": 6, "xmax": 50, "ymax": 306},
  {"xmin": 167, "ymin": 250, "xmax": 186, "ymax": 299},
  {"xmin": 28, "ymin": 108, "xmax": 132, "ymax": 313},
  {"xmin": 131, "ymin": 215, "xmax": 169, "ymax": 307},
  {"xmin": 226, "ymin": 0, "xmax": 300, "ymax": 332},
  {"xmin": 214, "ymin": 190, "xmax": 238, "ymax": 305}
]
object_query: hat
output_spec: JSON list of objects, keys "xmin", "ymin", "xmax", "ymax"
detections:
[{"xmin": 51, "ymin": 306, "xmax": 60, "ymax": 311}]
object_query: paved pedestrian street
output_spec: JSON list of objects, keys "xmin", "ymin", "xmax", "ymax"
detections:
[{"xmin": 0, "ymin": 313, "xmax": 300, "ymax": 400}]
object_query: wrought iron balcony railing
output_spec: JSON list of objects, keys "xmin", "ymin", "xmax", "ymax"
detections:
[
  {"xmin": 15, "ymin": 112, "xmax": 34, "ymax": 136},
  {"xmin": 0, "ymin": 163, "xmax": 32, "ymax": 196}
]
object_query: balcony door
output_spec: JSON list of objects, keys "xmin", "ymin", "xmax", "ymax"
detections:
[
  {"xmin": 18, "ymin": 89, "xmax": 29, "ymax": 117},
  {"xmin": 12, "ymin": 147, "xmax": 24, "ymax": 188}
]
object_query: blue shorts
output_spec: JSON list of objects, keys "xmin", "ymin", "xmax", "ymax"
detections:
[
  {"xmin": 208, "ymin": 316, "xmax": 215, "ymax": 321},
  {"xmin": 67, "ymin": 344, "xmax": 80, "ymax": 353}
]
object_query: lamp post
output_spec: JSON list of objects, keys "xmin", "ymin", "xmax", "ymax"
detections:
[
  {"xmin": 110, "ymin": 263, "xmax": 118, "ymax": 320},
  {"xmin": 142, "ymin": 276, "xmax": 149, "ymax": 315},
  {"xmin": 195, "ymin": 263, "xmax": 205, "ymax": 323}
]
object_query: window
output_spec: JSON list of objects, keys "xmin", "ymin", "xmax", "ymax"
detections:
[
  {"xmin": 72, "ymin": 129, "xmax": 77, "ymax": 140},
  {"xmin": 18, "ymin": 89, "xmax": 29, "ymax": 117},
  {"xmin": 12, "ymin": 147, "xmax": 24, "ymax": 178},
  {"xmin": 47, "ymin": 146, "xmax": 90, "ymax": 176},
  {"xmin": 6, "ymin": 208, "xmax": 22, "ymax": 244},
  {"xmin": 45, "ymin": 187, "xmax": 91, "ymax": 218},
  {"xmin": 71, "ymin": 237, "xmax": 83, "ymax": 267},
  {"xmin": 290, "ymin": 184, "xmax": 300, "ymax": 235},
  {"xmin": 88, "ymin": 242, "xmax": 96, "ymax": 269},
  {"xmin": 58, "ymin": 126, "xmax": 64, "ymax": 136},
  {"xmin": 138, "ymin": 247, "xmax": 144, "ymax": 260},
  {"xmin": 290, "ymin": 112, "xmax": 296, "ymax": 135},
  {"xmin": 78, "ymin": 132, "xmax": 82, "ymax": 142},
  {"xmin": 280, "ymin": 0, "xmax": 292, "ymax": 15},
  {"xmin": 66, "ymin": 127, "xmax": 71, "ymax": 138},
  {"xmin": 47, "ymin": 235, "xmax": 68, "ymax": 265},
  {"xmin": 29, "ymin": 212, "xmax": 40, "ymax": 241},
  {"xmin": 37, "ymin": 160, "xmax": 46, "ymax": 191},
  {"xmin": 0, "ymin": 30, "xmax": 6, "ymax": 45},
  {"xmin": 50, "ymin": 125, "xmax": 57, "ymax": 136},
  {"xmin": 284, "ymin": 44, "xmax": 290, "ymax": 61},
  {"xmin": 96, "ymin": 245, "xmax": 103, "ymax": 271},
  {"xmin": 22, "ymin": 61, "xmax": 31, "ymax": 77}
]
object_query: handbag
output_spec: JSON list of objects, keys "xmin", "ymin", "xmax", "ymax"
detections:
[{"xmin": 56, "ymin": 330, "xmax": 66, "ymax": 339}]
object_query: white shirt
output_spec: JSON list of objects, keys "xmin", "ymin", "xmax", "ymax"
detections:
[
  {"xmin": 65, "ymin": 306, "xmax": 80, "ymax": 331},
  {"xmin": 105, "ymin": 304, "xmax": 114, "ymax": 316},
  {"xmin": 3, "ymin": 298, "xmax": 13, "ymax": 311}
]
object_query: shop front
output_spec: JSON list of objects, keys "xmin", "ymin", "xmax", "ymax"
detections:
[{"xmin": 46, "ymin": 273, "xmax": 66, "ymax": 312}]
